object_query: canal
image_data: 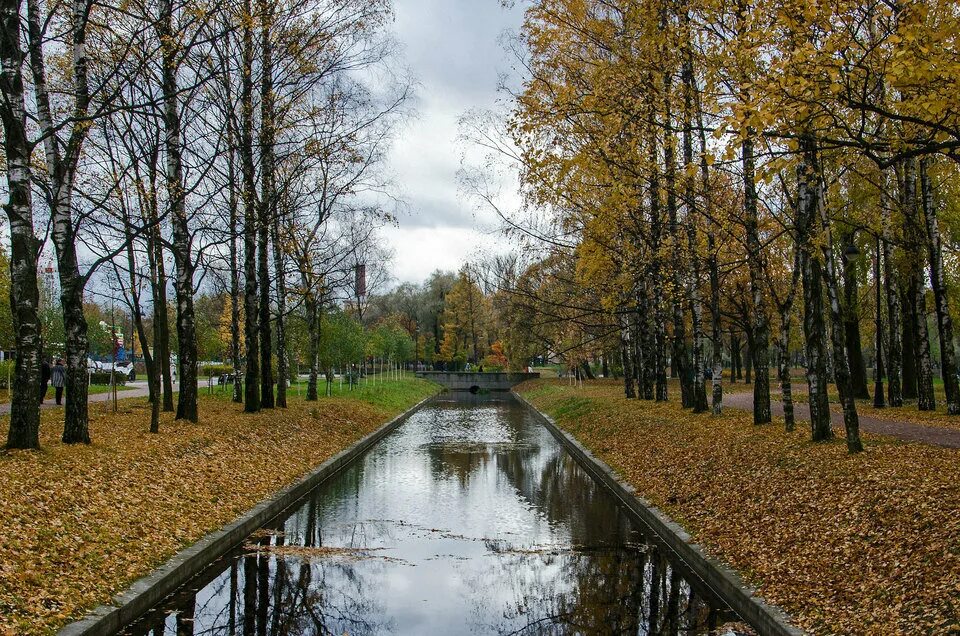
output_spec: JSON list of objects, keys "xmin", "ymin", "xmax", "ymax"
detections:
[{"xmin": 122, "ymin": 393, "xmax": 751, "ymax": 635}]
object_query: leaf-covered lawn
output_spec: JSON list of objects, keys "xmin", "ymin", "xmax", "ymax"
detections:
[
  {"xmin": 519, "ymin": 379, "xmax": 960, "ymax": 636},
  {"xmin": 0, "ymin": 378, "xmax": 437, "ymax": 635}
]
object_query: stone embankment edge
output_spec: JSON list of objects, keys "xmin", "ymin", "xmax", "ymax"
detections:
[
  {"xmin": 59, "ymin": 393, "xmax": 438, "ymax": 636},
  {"xmin": 513, "ymin": 391, "xmax": 805, "ymax": 636}
]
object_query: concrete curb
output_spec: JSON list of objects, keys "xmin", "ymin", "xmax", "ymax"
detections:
[
  {"xmin": 513, "ymin": 392, "xmax": 805, "ymax": 636},
  {"xmin": 58, "ymin": 394, "xmax": 437, "ymax": 636}
]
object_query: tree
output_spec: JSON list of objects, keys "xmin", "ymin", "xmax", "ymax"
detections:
[
  {"xmin": 438, "ymin": 269, "xmax": 490, "ymax": 366},
  {"xmin": 1, "ymin": 0, "xmax": 43, "ymax": 449}
]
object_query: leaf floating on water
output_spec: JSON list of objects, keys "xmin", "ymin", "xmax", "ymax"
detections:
[{"xmin": 244, "ymin": 543, "xmax": 413, "ymax": 565}]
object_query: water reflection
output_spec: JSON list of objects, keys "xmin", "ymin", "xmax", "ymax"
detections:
[{"xmin": 123, "ymin": 394, "xmax": 750, "ymax": 635}]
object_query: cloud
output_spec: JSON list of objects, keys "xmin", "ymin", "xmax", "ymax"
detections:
[
  {"xmin": 380, "ymin": 0, "xmax": 524, "ymax": 281},
  {"xmin": 383, "ymin": 226, "xmax": 509, "ymax": 284}
]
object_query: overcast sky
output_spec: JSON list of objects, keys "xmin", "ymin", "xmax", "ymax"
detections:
[{"xmin": 380, "ymin": 0, "xmax": 525, "ymax": 285}]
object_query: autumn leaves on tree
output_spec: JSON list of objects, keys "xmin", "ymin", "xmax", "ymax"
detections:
[{"xmin": 496, "ymin": 0, "xmax": 960, "ymax": 452}]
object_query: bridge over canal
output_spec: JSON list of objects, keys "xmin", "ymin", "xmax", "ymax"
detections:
[{"xmin": 415, "ymin": 371, "xmax": 540, "ymax": 392}]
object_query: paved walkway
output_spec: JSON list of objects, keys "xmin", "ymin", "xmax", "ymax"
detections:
[
  {"xmin": 725, "ymin": 390, "xmax": 960, "ymax": 449},
  {"xmin": 0, "ymin": 381, "xmax": 172, "ymax": 415}
]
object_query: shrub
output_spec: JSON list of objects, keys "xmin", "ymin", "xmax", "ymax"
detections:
[
  {"xmin": 199, "ymin": 364, "xmax": 234, "ymax": 377},
  {"xmin": 89, "ymin": 371, "xmax": 127, "ymax": 386}
]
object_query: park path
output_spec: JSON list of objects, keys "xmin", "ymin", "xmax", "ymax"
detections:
[
  {"xmin": 724, "ymin": 390, "xmax": 960, "ymax": 449},
  {"xmin": 0, "ymin": 381, "xmax": 173, "ymax": 415}
]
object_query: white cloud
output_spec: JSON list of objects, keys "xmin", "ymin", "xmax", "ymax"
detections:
[
  {"xmin": 383, "ymin": 226, "xmax": 507, "ymax": 284},
  {"xmin": 380, "ymin": 0, "xmax": 524, "ymax": 283}
]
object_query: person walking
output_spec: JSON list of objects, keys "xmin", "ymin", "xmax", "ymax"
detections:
[
  {"xmin": 39, "ymin": 358, "xmax": 51, "ymax": 404},
  {"xmin": 51, "ymin": 359, "xmax": 66, "ymax": 406}
]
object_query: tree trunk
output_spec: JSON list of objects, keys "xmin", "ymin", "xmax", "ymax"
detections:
[
  {"xmin": 744, "ymin": 336, "xmax": 752, "ymax": 385},
  {"xmin": 841, "ymin": 232, "xmax": 870, "ymax": 399},
  {"xmin": 913, "ymin": 271, "xmax": 935, "ymax": 411},
  {"xmin": 663, "ymin": 73, "xmax": 691, "ymax": 408},
  {"xmin": 694, "ymin": 80, "xmax": 722, "ymax": 414},
  {"xmin": 133, "ymin": 134, "xmax": 173, "ymax": 411},
  {"xmin": 241, "ymin": 0, "xmax": 260, "ymax": 413},
  {"xmin": 816, "ymin": 181, "xmax": 862, "ymax": 452},
  {"xmin": 797, "ymin": 140, "xmax": 832, "ymax": 442},
  {"xmin": 26, "ymin": 0, "xmax": 91, "ymax": 443},
  {"xmin": 647, "ymin": 123, "xmax": 668, "ymax": 403},
  {"xmin": 654, "ymin": 288, "xmax": 668, "ymax": 402},
  {"xmin": 58, "ymin": 270, "xmax": 90, "ymax": 443},
  {"xmin": 160, "ymin": 0, "xmax": 198, "ymax": 423},
  {"xmin": 899, "ymin": 159, "xmax": 934, "ymax": 411},
  {"xmin": 148, "ymin": 176, "xmax": 174, "ymax": 413},
  {"xmin": 730, "ymin": 333, "xmax": 741, "ymax": 384},
  {"xmin": 901, "ymin": 284, "xmax": 920, "ymax": 405},
  {"xmin": 621, "ymin": 313, "xmax": 635, "ymax": 399},
  {"xmin": 304, "ymin": 291, "xmax": 319, "ymax": 402},
  {"xmin": 881, "ymin": 175, "xmax": 903, "ymax": 406},
  {"xmin": 742, "ymin": 136, "xmax": 771, "ymax": 424},
  {"xmin": 258, "ymin": 0, "xmax": 275, "ymax": 409},
  {"xmin": 123, "ymin": 232, "xmax": 159, "ymax": 434},
  {"xmin": 681, "ymin": 51, "xmax": 707, "ymax": 414},
  {"xmin": 873, "ymin": 238, "xmax": 886, "ymax": 408},
  {"xmin": 920, "ymin": 158, "xmax": 960, "ymax": 414},
  {"xmin": 0, "ymin": 1, "xmax": 42, "ymax": 448},
  {"xmin": 778, "ymin": 309, "xmax": 795, "ymax": 431},
  {"xmin": 224, "ymin": 37, "xmax": 243, "ymax": 405},
  {"xmin": 272, "ymin": 203, "xmax": 287, "ymax": 408}
]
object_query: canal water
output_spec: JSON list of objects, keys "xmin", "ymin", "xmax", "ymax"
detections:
[{"xmin": 122, "ymin": 394, "xmax": 750, "ymax": 635}]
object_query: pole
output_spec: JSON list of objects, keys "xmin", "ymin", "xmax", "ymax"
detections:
[{"xmin": 111, "ymin": 296, "xmax": 118, "ymax": 412}]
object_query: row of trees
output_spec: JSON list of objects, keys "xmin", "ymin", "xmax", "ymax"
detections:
[
  {"xmin": 1, "ymin": 0, "xmax": 409, "ymax": 449},
  {"xmin": 467, "ymin": 0, "xmax": 960, "ymax": 453},
  {"xmin": 368, "ymin": 267, "xmax": 520, "ymax": 370}
]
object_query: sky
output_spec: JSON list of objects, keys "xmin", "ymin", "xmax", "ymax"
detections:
[{"xmin": 379, "ymin": 0, "xmax": 526, "ymax": 285}]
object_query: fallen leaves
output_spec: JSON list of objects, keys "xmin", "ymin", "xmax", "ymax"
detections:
[
  {"xmin": 520, "ymin": 379, "xmax": 960, "ymax": 636},
  {"xmin": 0, "ymin": 379, "xmax": 437, "ymax": 636}
]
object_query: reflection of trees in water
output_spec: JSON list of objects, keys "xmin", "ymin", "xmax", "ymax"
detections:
[
  {"xmin": 471, "ymin": 411, "xmax": 733, "ymax": 635},
  {"xmin": 460, "ymin": 546, "xmax": 728, "ymax": 635},
  {"xmin": 125, "ymin": 398, "xmax": 739, "ymax": 636},
  {"xmin": 125, "ymin": 496, "xmax": 393, "ymax": 635}
]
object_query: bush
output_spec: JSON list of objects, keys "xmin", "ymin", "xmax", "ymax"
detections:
[
  {"xmin": 200, "ymin": 364, "xmax": 233, "ymax": 377},
  {"xmin": 89, "ymin": 371, "xmax": 127, "ymax": 386}
]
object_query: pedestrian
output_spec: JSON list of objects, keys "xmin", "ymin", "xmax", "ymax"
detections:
[
  {"xmin": 51, "ymin": 358, "xmax": 66, "ymax": 405},
  {"xmin": 39, "ymin": 358, "xmax": 51, "ymax": 404}
]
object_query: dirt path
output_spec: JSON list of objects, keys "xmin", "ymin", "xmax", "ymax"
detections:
[{"xmin": 725, "ymin": 391, "xmax": 960, "ymax": 448}]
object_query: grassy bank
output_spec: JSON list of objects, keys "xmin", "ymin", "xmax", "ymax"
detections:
[
  {"xmin": 0, "ymin": 377, "xmax": 438, "ymax": 635},
  {"xmin": 518, "ymin": 379, "xmax": 960, "ymax": 636}
]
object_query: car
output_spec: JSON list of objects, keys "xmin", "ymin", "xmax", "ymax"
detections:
[{"xmin": 87, "ymin": 360, "xmax": 135, "ymax": 381}]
